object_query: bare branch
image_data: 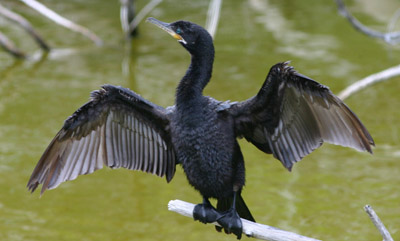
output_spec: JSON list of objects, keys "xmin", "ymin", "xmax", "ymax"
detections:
[
  {"xmin": 168, "ymin": 200, "xmax": 321, "ymax": 241},
  {"xmin": 387, "ymin": 8, "xmax": 400, "ymax": 33},
  {"xmin": 338, "ymin": 64, "xmax": 400, "ymax": 99},
  {"xmin": 335, "ymin": 0, "xmax": 400, "ymax": 44},
  {"xmin": 120, "ymin": 0, "xmax": 136, "ymax": 36},
  {"xmin": 0, "ymin": 31, "xmax": 26, "ymax": 58},
  {"xmin": 364, "ymin": 205, "xmax": 394, "ymax": 241},
  {"xmin": 205, "ymin": 0, "xmax": 222, "ymax": 39},
  {"xmin": 126, "ymin": 0, "xmax": 162, "ymax": 38},
  {"xmin": 0, "ymin": 3, "xmax": 50, "ymax": 51},
  {"xmin": 20, "ymin": 0, "xmax": 103, "ymax": 46}
]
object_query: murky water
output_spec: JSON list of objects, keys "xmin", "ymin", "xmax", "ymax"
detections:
[{"xmin": 0, "ymin": 0, "xmax": 399, "ymax": 240}]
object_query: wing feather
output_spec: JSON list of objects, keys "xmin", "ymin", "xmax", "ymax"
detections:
[
  {"xmin": 27, "ymin": 85, "xmax": 176, "ymax": 194},
  {"xmin": 230, "ymin": 62, "xmax": 374, "ymax": 170}
]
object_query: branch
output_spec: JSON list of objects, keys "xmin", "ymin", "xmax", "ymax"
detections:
[
  {"xmin": 20, "ymin": 0, "xmax": 103, "ymax": 46},
  {"xmin": 0, "ymin": 31, "xmax": 26, "ymax": 58},
  {"xmin": 168, "ymin": 200, "xmax": 321, "ymax": 241},
  {"xmin": 387, "ymin": 8, "xmax": 400, "ymax": 34},
  {"xmin": 205, "ymin": 0, "xmax": 222, "ymax": 39},
  {"xmin": 120, "ymin": 0, "xmax": 136, "ymax": 36},
  {"xmin": 335, "ymin": 0, "xmax": 400, "ymax": 44},
  {"xmin": 126, "ymin": 0, "xmax": 162, "ymax": 38},
  {"xmin": 338, "ymin": 64, "xmax": 400, "ymax": 100},
  {"xmin": 364, "ymin": 205, "xmax": 394, "ymax": 241},
  {"xmin": 0, "ymin": 3, "xmax": 49, "ymax": 51}
]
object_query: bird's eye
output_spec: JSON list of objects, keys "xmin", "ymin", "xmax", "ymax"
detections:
[{"xmin": 176, "ymin": 28, "xmax": 182, "ymax": 34}]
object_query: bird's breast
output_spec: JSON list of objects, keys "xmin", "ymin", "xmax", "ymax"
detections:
[{"xmin": 169, "ymin": 109, "xmax": 237, "ymax": 198}]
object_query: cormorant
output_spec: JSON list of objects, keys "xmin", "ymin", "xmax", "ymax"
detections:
[{"xmin": 27, "ymin": 17, "xmax": 374, "ymax": 239}]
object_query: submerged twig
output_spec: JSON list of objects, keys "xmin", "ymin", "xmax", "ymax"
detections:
[
  {"xmin": 0, "ymin": 3, "xmax": 49, "ymax": 51},
  {"xmin": 205, "ymin": 0, "xmax": 222, "ymax": 39},
  {"xmin": 0, "ymin": 31, "xmax": 26, "ymax": 58},
  {"xmin": 168, "ymin": 199, "xmax": 321, "ymax": 241},
  {"xmin": 126, "ymin": 0, "xmax": 162, "ymax": 39},
  {"xmin": 335, "ymin": 0, "xmax": 400, "ymax": 44},
  {"xmin": 338, "ymin": 64, "xmax": 400, "ymax": 99},
  {"xmin": 20, "ymin": 0, "xmax": 103, "ymax": 46},
  {"xmin": 364, "ymin": 205, "xmax": 394, "ymax": 241}
]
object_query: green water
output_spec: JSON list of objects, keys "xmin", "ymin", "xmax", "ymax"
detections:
[{"xmin": 0, "ymin": 0, "xmax": 399, "ymax": 240}]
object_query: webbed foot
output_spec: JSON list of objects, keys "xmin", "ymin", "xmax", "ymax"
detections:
[
  {"xmin": 216, "ymin": 208, "xmax": 243, "ymax": 239},
  {"xmin": 193, "ymin": 199, "xmax": 221, "ymax": 224}
]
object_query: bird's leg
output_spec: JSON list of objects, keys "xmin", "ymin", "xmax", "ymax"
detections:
[
  {"xmin": 216, "ymin": 191, "xmax": 243, "ymax": 239},
  {"xmin": 193, "ymin": 197, "xmax": 221, "ymax": 224}
]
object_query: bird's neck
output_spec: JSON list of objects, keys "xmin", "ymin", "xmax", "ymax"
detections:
[{"xmin": 176, "ymin": 49, "xmax": 214, "ymax": 109}]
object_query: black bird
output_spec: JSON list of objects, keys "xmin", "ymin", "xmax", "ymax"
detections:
[{"xmin": 27, "ymin": 17, "xmax": 374, "ymax": 239}]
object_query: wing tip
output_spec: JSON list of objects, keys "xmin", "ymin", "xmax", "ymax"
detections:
[
  {"xmin": 285, "ymin": 164, "xmax": 294, "ymax": 172},
  {"xmin": 365, "ymin": 140, "xmax": 375, "ymax": 155},
  {"xmin": 26, "ymin": 182, "xmax": 38, "ymax": 193},
  {"xmin": 27, "ymin": 180, "xmax": 48, "ymax": 196}
]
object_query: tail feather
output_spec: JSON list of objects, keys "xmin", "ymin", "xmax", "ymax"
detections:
[
  {"xmin": 217, "ymin": 193, "xmax": 255, "ymax": 222},
  {"xmin": 236, "ymin": 193, "xmax": 255, "ymax": 222},
  {"xmin": 215, "ymin": 193, "xmax": 255, "ymax": 234}
]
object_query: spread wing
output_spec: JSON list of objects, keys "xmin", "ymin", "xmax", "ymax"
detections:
[
  {"xmin": 229, "ymin": 62, "xmax": 374, "ymax": 170},
  {"xmin": 27, "ymin": 85, "xmax": 176, "ymax": 194}
]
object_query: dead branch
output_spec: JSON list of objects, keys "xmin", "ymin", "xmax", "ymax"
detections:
[
  {"xmin": 0, "ymin": 31, "xmax": 26, "ymax": 58},
  {"xmin": 364, "ymin": 205, "xmax": 394, "ymax": 241},
  {"xmin": 335, "ymin": 0, "xmax": 400, "ymax": 44},
  {"xmin": 0, "ymin": 3, "xmax": 49, "ymax": 51},
  {"xmin": 168, "ymin": 199, "xmax": 321, "ymax": 241},
  {"xmin": 120, "ymin": 0, "xmax": 136, "ymax": 36},
  {"xmin": 205, "ymin": 0, "xmax": 222, "ymax": 39},
  {"xmin": 387, "ymin": 9, "xmax": 400, "ymax": 34},
  {"xmin": 126, "ymin": 0, "xmax": 162, "ymax": 38},
  {"xmin": 338, "ymin": 64, "xmax": 400, "ymax": 99},
  {"xmin": 20, "ymin": 0, "xmax": 103, "ymax": 46}
]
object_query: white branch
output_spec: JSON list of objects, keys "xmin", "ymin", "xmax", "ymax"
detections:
[
  {"xmin": 335, "ymin": 0, "xmax": 400, "ymax": 44},
  {"xmin": 127, "ymin": 0, "xmax": 162, "ymax": 38},
  {"xmin": 0, "ymin": 3, "xmax": 50, "ymax": 51},
  {"xmin": 338, "ymin": 64, "xmax": 400, "ymax": 100},
  {"xmin": 120, "ymin": 0, "xmax": 135, "ymax": 35},
  {"xmin": 364, "ymin": 205, "xmax": 394, "ymax": 241},
  {"xmin": 205, "ymin": 0, "xmax": 222, "ymax": 39},
  {"xmin": 20, "ymin": 0, "xmax": 103, "ymax": 46},
  {"xmin": 387, "ymin": 8, "xmax": 400, "ymax": 34},
  {"xmin": 168, "ymin": 200, "xmax": 321, "ymax": 241}
]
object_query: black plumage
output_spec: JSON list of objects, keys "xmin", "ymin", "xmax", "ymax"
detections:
[{"xmin": 27, "ymin": 18, "xmax": 374, "ymax": 239}]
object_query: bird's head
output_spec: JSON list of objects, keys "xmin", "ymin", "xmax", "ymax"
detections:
[{"xmin": 147, "ymin": 17, "xmax": 214, "ymax": 56}]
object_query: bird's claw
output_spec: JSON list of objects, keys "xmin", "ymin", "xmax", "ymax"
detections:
[
  {"xmin": 193, "ymin": 203, "xmax": 221, "ymax": 224},
  {"xmin": 216, "ymin": 208, "xmax": 243, "ymax": 239}
]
